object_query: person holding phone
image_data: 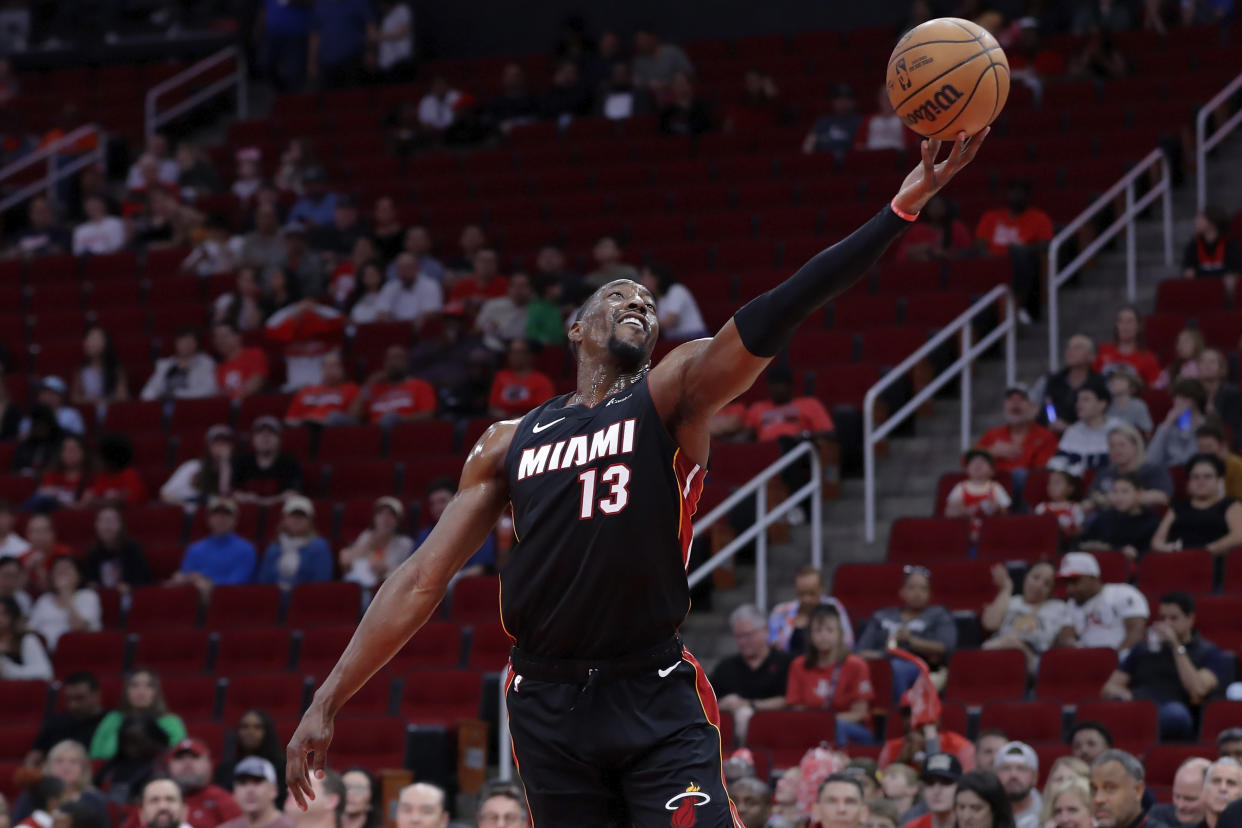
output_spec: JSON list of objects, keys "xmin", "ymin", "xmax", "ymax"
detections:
[{"xmin": 1147, "ymin": 378, "xmax": 1209, "ymax": 468}]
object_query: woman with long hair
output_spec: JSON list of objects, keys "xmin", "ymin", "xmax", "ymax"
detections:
[
  {"xmin": 72, "ymin": 326, "xmax": 128, "ymax": 405},
  {"xmin": 1041, "ymin": 778, "xmax": 1092, "ymax": 828},
  {"xmin": 1156, "ymin": 328, "xmax": 1204, "ymax": 389},
  {"xmin": 1094, "ymin": 305, "xmax": 1161, "ymax": 387},
  {"xmin": 784, "ymin": 604, "xmax": 875, "ymax": 745},
  {"xmin": 341, "ymin": 767, "xmax": 381, "ymax": 828},
  {"xmin": 347, "ymin": 261, "xmax": 388, "ymax": 325},
  {"xmin": 28, "ymin": 434, "xmax": 90, "ymax": 510},
  {"xmin": 214, "ymin": 709, "xmax": 286, "ymax": 798},
  {"xmin": 85, "ymin": 505, "xmax": 153, "ymax": 593},
  {"xmin": 954, "ymin": 770, "xmax": 1016, "ymax": 828},
  {"xmin": 1152, "ymin": 453, "xmax": 1242, "ymax": 553},
  {"xmin": 0, "ymin": 595, "xmax": 52, "ymax": 680},
  {"xmin": 160, "ymin": 425, "xmax": 235, "ymax": 509},
  {"xmin": 10, "ymin": 740, "xmax": 109, "ymax": 825},
  {"xmin": 340, "ymin": 496, "xmax": 414, "ymax": 587},
  {"xmin": 213, "ymin": 269, "xmax": 265, "ymax": 332},
  {"xmin": 89, "ymin": 669, "xmax": 187, "ymax": 760}
]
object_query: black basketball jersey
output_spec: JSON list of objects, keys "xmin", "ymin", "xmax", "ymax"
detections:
[{"xmin": 501, "ymin": 376, "xmax": 705, "ymax": 660}]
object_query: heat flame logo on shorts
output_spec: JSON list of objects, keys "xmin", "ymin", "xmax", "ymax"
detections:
[{"xmin": 666, "ymin": 781, "xmax": 711, "ymax": 827}]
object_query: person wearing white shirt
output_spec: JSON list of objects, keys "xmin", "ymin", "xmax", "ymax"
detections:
[
  {"xmin": 377, "ymin": 0, "xmax": 413, "ymax": 76},
  {"xmin": 377, "ymin": 253, "xmax": 442, "ymax": 323},
  {"xmin": 981, "ymin": 561, "xmax": 1066, "ymax": 672},
  {"xmin": 640, "ymin": 264, "xmax": 708, "ymax": 341},
  {"xmin": 0, "ymin": 502, "xmax": 30, "ymax": 560},
  {"xmin": 860, "ymin": 86, "xmax": 909, "ymax": 151},
  {"xmin": 124, "ymin": 134, "xmax": 179, "ymax": 190},
  {"xmin": 0, "ymin": 594, "xmax": 53, "ymax": 680},
  {"xmin": 1052, "ymin": 377, "xmax": 1125, "ymax": 476},
  {"xmin": 1055, "ymin": 552, "xmax": 1149, "ymax": 653},
  {"xmin": 418, "ymin": 76, "xmax": 461, "ymax": 131},
  {"xmin": 71, "ymin": 196, "xmax": 126, "ymax": 256},
  {"xmin": 27, "ymin": 556, "xmax": 101, "ymax": 652}
]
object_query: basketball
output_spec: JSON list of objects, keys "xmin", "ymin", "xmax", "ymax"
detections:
[{"xmin": 886, "ymin": 17, "xmax": 1010, "ymax": 140}]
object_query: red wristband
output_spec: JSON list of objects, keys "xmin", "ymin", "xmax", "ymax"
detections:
[{"xmin": 889, "ymin": 198, "xmax": 920, "ymax": 222}]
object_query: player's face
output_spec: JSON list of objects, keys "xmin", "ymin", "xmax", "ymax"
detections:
[{"xmin": 572, "ymin": 280, "xmax": 658, "ymax": 371}]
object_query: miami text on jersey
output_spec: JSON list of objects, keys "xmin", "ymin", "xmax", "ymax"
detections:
[{"xmin": 516, "ymin": 418, "xmax": 638, "ymax": 481}]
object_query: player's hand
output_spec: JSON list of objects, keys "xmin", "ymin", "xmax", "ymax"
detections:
[
  {"xmin": 286, "ymin": 702, "xmax": 334, "ymax": 810},
  {"xmin": 893, "ymin": 128, "xmax": 990, "ymax": 216}
]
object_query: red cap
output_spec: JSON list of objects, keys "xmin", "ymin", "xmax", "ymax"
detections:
[{"xmin": 171, "ymin": 737, "xmax": 209, "ymax": 758}]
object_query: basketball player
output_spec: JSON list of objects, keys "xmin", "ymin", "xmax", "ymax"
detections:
[{"xmin": 286, "ymin": 129, "xmax": 989, "ymax": 827}]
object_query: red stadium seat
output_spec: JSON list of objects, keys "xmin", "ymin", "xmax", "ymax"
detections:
[
  {"xmin": 1146, "ymin": 745, "xmax": 1212, "ymax": 789},
  {"xmin": 389, "ymin": 622, "xmax": 465, "ymax": 672},
  {"xmin": 317, "ymin": 425, "xmax": 385, "ymax": 461},
  {"xmin": 1155, "ymin": 279, "xmax": 1226, "ymax": 315},
  {"xmin": 236, "ymin": 394, "xmax": 296, "ymax": 429},
  {"xmin": 0, "ymin": 681, "xmax": 49, "ymax": 725},
  {"xmin": 830, "ymin": 294, "xmax": 900, "ymax": 331},
  {"xmin": 324, "ymin": 460, "xmax": 399, "ymax": 498},
  {"xmin": 978, "ymin": 700, "xmax": 1063, "ymax": 744},
  {"xmin": 467, "ymin": 624, "xmax": 514, "ymax": 671},
  {"xmin": 399, "ymin": 669, "xmax": 483, "ymax": 729},
  {"xmin": 1202, "ymin": 701, "xmax": 1242, "ymax": 738},
  {"xmin": 1074, "ymin": 701, "xmax": 1158, "ymax": 754},
  {"xmin": 930, "ymin": 560, "xmax": 994, "ymax": 613},
  {"xmin": 169, "ymin": 397, "xmax": 233, "ymax": 432},
  {"xmin": 886, "ymin": 517, "xmax": 971, "ymax": 562},
  {"xmin": 710, "ymin": 442, "xmax": 781, "ymax": 487},
  {"xmin": 103, "ymin": 400, "xmax": 165, "ymax": 432},
  {"xmin": 204, "ymin": 585, "xmax": 281, "ymax": 630},
  {"xmin": 976, "ymin": 514, "xmax": 1060, "ymax": 563},
  {"xmin": 223, "ymin": 674, "xmax": 308, "ymax": 721},
  {"xmin": 749, "ymin": 710, "xmax": 836, "ymax": 769},
  {"xmin": 1225, "ymin": 549, "xmax": 1242, "ymax": 595},
  {"xmin": 214, "ymin": 629, "xmax": 293, "ymax": 675},
  {"xmin": 388, "ymin": 421, "xmax": 457, "ymax": 458},
  {"xmin": 1034, "ymin": 648, "xmax": 1118, "ymax": 704},
  {"xmin": 0, "ymin": 726, "xmax": 39, "ymax": 760},
  {"xmin": 127, "ymin": 585, "xmax": 199, "ymax": 630},
  {"xmin": 449, "ymin": 576, "xmax": 500, "ymax": 625},
  {"xmin": 286, "ymin": 582, "xmax": 363, "ymax": 629},
  {"xmin": 1193, "ymin": 595, "xmax": 1242, "ymax": 656},
  {"xmin": 131, "ymin": 629, "xmax": 211, "ymax": 675},
  {"xmin": 833, "ymin": 563, "xmax": 903, "ymax": 623},
  {"xmin": 328, "ymin": 716, "xmax": 407, "ymax": 768},
  {"xmin": 53, "ymin": 631, "xmax": 127, "ymax": 678},
  {"xmin": 943, "ymin": 649, "xmax": 1027, "ymax": 706},
  {"xmin": 1136, "ymin": 550, "xmax": 1213, "ymax": 602},
  {"xmin": 161, "ymin": 675, "xmax": 220, "ymax": 722}
]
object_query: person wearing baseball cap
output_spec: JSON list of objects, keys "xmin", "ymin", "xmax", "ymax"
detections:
[
  {"xmin": 974, "ymin": 385, "xmax": 1058, "ymax": 475},
  {"xmin": 170, "ymin": 497, "xmax": 257, "ymax": 599},
  {"xmin": 994, "ymin": 741, "xmax": 1040, "ymax": 828},
  {"xmin": 19, "ymin": 375, "xmax": 86, "ymax": 437},
  {"xmin": 234, "ymin": 417, "xmax": 304, "ymax": 507},
  {"xmin": 167, "ymin": 738, "xmax": 243, "ymax": 828},
  {"xmin": 218, "ymin": 757, "xmax": 291, "ymax": 828},
  {"xmin": 904, "ymin": 754, "xmax": 962, "ymax": 828},
  {"xmin": 256, "ymin": 495, "xmax": 331, "ymax": 590},
  {"xmin": 1055, "ymin": 552, "xmax": 1149, "ymax": 653},
  {"xmin": 340, "ymin": 496, "xmax": 414, "ymax": 588}
]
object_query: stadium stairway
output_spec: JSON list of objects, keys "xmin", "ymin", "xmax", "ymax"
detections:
[{"xmin": 682, "ymin": 129, "xmax": 1242, "ymax": 669}]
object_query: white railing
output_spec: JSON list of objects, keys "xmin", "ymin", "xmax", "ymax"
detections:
[
  {"xmin": 145, "ymin": 45, "xmax": 247, "ymax": 137},
  {"xmin": 1046, "ymin": 148, "xmax": 1174, "ymax": 370},
  {"xmin": 863, "ymin": 284, "xmax": 1017, "ymax": 543},
  {"xmin": 0, "ymin": 125, "xmax": 107, "ymax": 212},
  {"xmin": 1196, "ymin": 70, "xmax": 1242, "ymax": 211},
  {"xmin": 499, "ymin": 441, "xmax": 824, "ymax": 780}
]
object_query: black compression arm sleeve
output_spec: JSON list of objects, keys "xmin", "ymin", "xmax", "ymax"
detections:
[{"xmin": 733, "ymin": 205, "xmax": 913, "ymax": 357}]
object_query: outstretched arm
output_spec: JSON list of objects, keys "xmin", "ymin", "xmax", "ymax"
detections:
[
  {"xmin": 650, "ymin": 130, "xmax": 989, "ymax": 460},
  {"xmin": 285, "ymin": 421, "xmax": 516, "ymax": 808}
]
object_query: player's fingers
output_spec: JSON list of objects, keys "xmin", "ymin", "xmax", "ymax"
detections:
[
  {"xmin": 960, "ymin": 126, "xmax": 991, "ymax": 165},
  {"xmin": 941, "ymin": 131, "xmax": 967, "ymax": 171},
  {"xmin": 286, "ymin": 755, "xmax": 309, "ymax": 810},
  {"xmin": 311, "ymin": 743, "xmax": 329, "ymax": 780},
  {"xmin": 921, "ymin": 140, "xmax": 937, "ymax": 178}
]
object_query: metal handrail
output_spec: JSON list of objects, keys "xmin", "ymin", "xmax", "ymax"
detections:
[
  {"xmin": 1046, "ymin": 148, "xmax": 1174, "ymax": 370},
  {"xmin": 145, "ymin": 45, "xmax": 247, "ymax": 136},
  {"xmin": 0, "ymin": 124, "xmax": 107, "ymax": 213},
  {"xmin": 499, "ymin": 440, "xmax": 824, "ymax": 780},
  {"xmin": 1196, "ymin": 70, "xmax": 1242, "ymax": 211},
  {"xmin": 863, "ymin": 284, "xmax": 1018, "ymax": 543}
]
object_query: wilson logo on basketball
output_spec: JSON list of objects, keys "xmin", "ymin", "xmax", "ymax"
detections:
[
  {"xmin": 666, "ymin": 781, "xmax": 711, "ymax": 826},
  {"xmin": 902, "ymin": 83, "xmax": 964, "ymax": 125}
]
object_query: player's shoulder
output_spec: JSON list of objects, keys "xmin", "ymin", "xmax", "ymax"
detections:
[{"xmin": 648, "ymin": 337, "xmax": 712, "ymax": 382}]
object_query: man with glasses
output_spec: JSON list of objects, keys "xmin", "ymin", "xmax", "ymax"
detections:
[
  {"xmin": 476, "ymin": 783, "xmax": 529, "ymax": 828},
  {"xmin": 711, "ymin": 604, "xmax": 792, "ymax": 745},
  {"xmin": 904, "ymin": 754, "xmax": 961, "ymax": 828}
]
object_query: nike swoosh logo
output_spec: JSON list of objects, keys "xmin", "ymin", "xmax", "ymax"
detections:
[
  {"xmin": 531, "ymin": 417, "xmax": 566, "ymax": 434},
  {"xmin": 657, "ymin": 661, "xmax": 681, "ymax": 678},
  {"xmin": 605, "ymin": 394, "xmax": 632, "ymax": 407}
]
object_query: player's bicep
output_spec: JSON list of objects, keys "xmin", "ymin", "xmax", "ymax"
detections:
[{"xmin": 649, "ymin": 319, "xmax": 772, "ymax": 422}]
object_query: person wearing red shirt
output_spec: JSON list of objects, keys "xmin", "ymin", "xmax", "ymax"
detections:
[
  {"xmin": 449, "ymin": 248, "xmax": 509, "ymax": 304},
  {"xmin": 32, "ymin": 434, "xmax": 89, "ymax": 509},
  {"xmin": 1093, "ymin": 305, "xmax": 1162, "ymax": 387},
  {"xmin": 83, "ymin": 434, "xmax": 148, "ymax": 507},
  {"xmin": 489, "ymin": 338, "xmax": 556, "ymax": 419},
  {"xmin": 746, "ymin": 371, "xmax": 835, "ymax": 442},
  {"xmin": 878, "ymin": 707, "xmax": 976, "ymax": 771},
  {"xmin": 784, "ymin": 604, "xmax": 874, "ymax": 745},
  {"xmin": 896, "ymin": 195, "xmax": 973, "ymax": 261},
  {"xmin": 284, "ymin": 351, "xmax": 360, "ymax": 427},
  {"xmin": 352, "ymin": 346, "xmax": 437, "ymax": 425},
  {"xmin": 975, "ymin": 386, "xmax": 1059, "ymax": 473},
  {"xmin": 213, "ymin": 322, "xmax": 270, "ymax": 401},
  {"xmin": 120, "ymin": 738, "xmax": 241, "ymax": 828},
  {"xmin": 22, "ymin": 514, "xmax": 75, "ymax": 594},
  {"xmin": 264, "ymin": 300, "xmax": 346, "ymax": 391},
  {"xmin": 975, "ymin": 179, "xmax": 1054, "ymax": 324}
]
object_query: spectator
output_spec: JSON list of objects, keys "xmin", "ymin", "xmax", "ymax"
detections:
[
  {"xmin": 159, "ymin": 738, "xmax": 242, "ymax": 828},
  {"xmin": 1103, "ymin": 591, "xmax": 1226, "ymax": 741},
  {"xmin": 785, "ymin": 605, "xmax": 874, "ymax": 745},
  {"xmin": 276, "ymin": 223, "xmax": 327, "ymax": 298},
  {"xmin": 474, "ymin": 783, "xmax": 529, "ymax": 828},
  {"xmin": 583, "ymin": 237, "xmax": 639, "ymax": 290},
  {"xmin": 1087, "ymin": 423, "xmax": 1174, "ymax": 509},
  {"xmin": 240, "ymin": 205, "xmax": 285, "ymax": 275},
  {"xmin": 897, "ymin": 195, "xmax": 973, "ymax": 261},
  {"xmin": 142, "ymin": 328, "xmax": 220, "ymax": 400},
  {"xmin": 1080, "ymin": 473, "xmax": 1162, "ymax": 561},
  {"xmin": 487, "ymin": 63, "xmax": 539, "ymax": 132},
  {"xmin": 955, "ymin": 771, "xmax": 1016, "ymax": 828},
  {"xmin": 1069, "ymin": 721, "xmax": 1114, "ymax": 766},
  {"xmin": 181, "ymin": 216, "xmax": 238, "ymax": 278},
  {"xmin": 214, "ymin": 323, "xmax": 270, "ymax": 401},
  {"xmin": 856, "ymin": 85, "xmax": 911, "ymax": 152},
  {"xmin": 0, "ymin": 596, "xmax": 52, "ymax": 680},
  {"xmin": 1055, "ymin": 552, "xmax": 1149, "ymax": 652},
  {"xmin": 1152, "ymin": 454, "xmax": 1242, "ymax": 554},
  {"xmin": 213, "ymin": 710, "xmax": 286, "ymax": 796},
  {"xmin": 161, "ymin": 425, "xmax": 237, "ymax": 509},
  {"xmin": 856, "ymin": 566, "xmax": 957, "ymax": 681},
  {"xmin": 232, "ymin": 148, "xmax": 265, "ymax": 205},
  {"xmin": 339, "ymin": 768, "xmax": 378, "ymax": 828},
  {"xmin": 27, "ymin": 557, "xmax": 99, "ymax": 652},
  {"xmin": 392, "ymin": 783, "xmax": 448, "ymax": 828},
  {"xmin": 712, "ymin": 604, "xmax": 792, "ymax": 746},
  {"xmin": 477, "ymin": 272, "xmax": 535, "ymax": 352},
  {"xmin": 13, "ymin": 740, "xmax": 107, "ymax": 826},
  {"xmin": 375, "ymin": 0, "xmax": 413, "ymax": 80},
  {"xmin": 369, "ymin": 197, "xmax": 405, "ymax": 263},
  {"xmin": 90, "ymin": 670, "xmax": 186, "ymax": 760},
  {"xmin": 659, "ymin": 72, "xmax": 712, "ymax": 136},
  {"xmin": 284, "ymin": 351, "xmax": 359, "ymax": 427},
  {"xmin": 286, "ymin": 167, "xmax": 337, "ymax": 229},
  {"xmin": 1052, "ymin": 377, "xmax": 1124, "ymax": 475},
  {"xmin": 328, "ymin": 237, "xmax": 377, "ymax": 306},
  {"xmin": 596, "ymin": 61, "xmax": 650, "ymax": 122},
  {"xmin": 1067, "ymin": 28, "xmax": 1129, "ymax": 81},
  {"xmin": 729, "ymin": 776, "xmax": 782, "ymax": 828},
  {"xmin": 1202, "ymin": 760, "xmax": 1242, "ymax": 828},
  {"xmin": 488, "ymin": 339, "xmax": 556, "ymax": 419},
  {"xmin": 1033, "ymin": 469, "xmax": 1084, "ymax": 544},
  {"xmin": 880, "ymin": 763, "xmax": 920, "ymax": 821},
  {"xmin": 418, "ymin": 76, "xmax": 463, "ymax": 135},
  {"xmin": 261, "ymin": 268, "xmax": 301, "ymax": 320},
  {"xmin": 0, "ymin": 558, "xmax": 29, "ymax": 620},
  {"xmin": 0, "ymin": 501, "xmax": 30, "ymax": 560},
  {"xmin": 1073, "ymin": 0, "xmax": 1133, "ymax": 33},
  {"xmin": 83, "ymin": 433, "xmax": 148, "ymax": 508},
  {"xmin": 233, "ymin": 418, "xmax": 304, "ymax": 506},
  {"xmin": 134, "ymin": 778, "xmax": 185, "ymax": 828},
  {"xmin": 629, "ymin": 25, "xmax": 693, "ymax": 95},
  {"xmin": 1042, "ymin": 776, "xmax": 1094, "ymax": 828},
  {"xmin": 1197, "ymin": 421, "xmax": 1242, "ymax": 498},
  {"xmin": 974, "ymin": 179, "xmax": 1053, "ymax": 323},
  {"xmin": 993, "ymin": 743, "xmax": 1039, "ymax": 828},
  {"xmin": 22, "ymin": 515, "xmax": 72, "ymax": 594},
  {"xmin": 377, "ymin": 253, "xmax": 443, "ymax": 324},
  {"xmin": 400, "ymin": 226, "xmax": 444, "ymax": 283},
  {"xmin": 1089, "ymin": 751, "xmax": 1167, "ymax": 828},
  {"xmin": 353, "ymin": 346, "xmax": 435, "ymax": 426},
  {"xmin": 439, "ymin": 346, "xmax": 496, "ymax": 421},
  {"xmin": 12, "ymin": 196, "xmax": 71, "ymax": 258},
  {"xmin": 346, "ymin": 261, "xmax": 387, "ymax": 324},
  {"xmin": 217, "ymin": 757, "xmax": 288, "ymax": 828},
  {"xmin": 744, "ymin": 364, "xmax": 835, "ymax": 446},
  {"xmin": 1149, "ymin": 758, "xmax": 1210, "ymax": 828},
  {"xmin": 450, "ymin": 248, "xmax": 508, "ymax": 305},
  {"xmin": 526, "ymin": 275, "xmax": 567, "ymax": 346},
  {"xmin": 542, "ymin": 60, "xmax": 591, "ymax": 120},
  {"xmin": 171, "ymin": 497, "xmax": 257, "ymax": 598},
  {"xmin": 1147, "ymin": 379, "xmax": 1209, "ymax": 468},
  {"xmin": 25, "ymin": 672, "xmax": 103, "ymax": 766},
  {"xmin": 903, "ymin": 754, "xmax": 962, "ymax": 828},
  {"xmin": 309, "ymin": 195, "xmax": 364, "ymax": 258},
  {"xmin": 981, "ymin": 561, "xmax": 1065, "ymax": 671},
  {"xmin": 340, "ymin": 496, "xmax": 413, "ymax": 588},
  {"xmin": 175, "ymin": 142, "xmax": 220, "ymax": 197},
  {"xmin": 976, "ymin": 731, "xmax": 1010, "ymax": 778},
  {"xmin": 865, "ymin": 799, "xmax": 900, "ymax": 828},
  {"xmin": 944, "ymin": 449, "xmax": 1012, "ymax": 539},
  {"xmin": 15, "ymin": 778, "xmax": 64, "ymax": 828},
  {"xmin": 803, "ymin": 83, "xmax": 862, "ymax": 160},
  {"xmin": 639, "ymin": 263, "xmax": 708, "ymax": 341},
  {"xmin": 1200, "ymin": 349, "xmax": 1242, "ymax": 447},
  {"xmin": 20, "ymin": 377, "xmax": 85, "ymax": 437},
  {"xmin": 1033, "ymin": 335, "xmax": 1101, "ymax": 434},
  {"xmin": 1182, "ymin": 206, "xmax": 1241, "ymax": 294},
  {"xmin": 768, "ymin": 566, "xmax": 853, "ymax": 652},
  {"xmin": 1157, "ymin": 330, "xmax": 1204, "ymax": 390},
  {"xmin": 125, "ymin": 136, "xmax": 179, "ymax": 190},
  {"xmin": 28, "ymin": 434, "xmax": 89, "ymax": 511},
  {"xmin": 84, "ymin": 506, "xmax": 151, "ymax": 594},
  {"xmin": 414, "ymin": 479, "xmax": 495, "ymax": 578},
  {"xmin": 445, "ymin": 224, "xmax": 489, "ymax": 275},
  {"xmin": 1095, "ymin": 307, "xmax": 1162, "ymax": 387},
  {"xmin": 814, "ymin": 774, "xmax": 865, "ymax": 828},
  {"xmin": 1219, "ymin": 731, "xmax": 1242, "ymax": 764},
  {"xmin": 307, "ymin": 0, "xmax": 375, "ymax": 89},
  {"xmin": 256, "ymin": 496, "xmax": 332, "ymax": 590},
  {"xmin": 1107, "ymin": 365, "xmax": 1153, "ymax": 433}
]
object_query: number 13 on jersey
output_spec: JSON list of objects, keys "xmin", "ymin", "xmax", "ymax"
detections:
[{"xmin": 578, "ymin": 465, "xmax": 631, "ymax": 518}]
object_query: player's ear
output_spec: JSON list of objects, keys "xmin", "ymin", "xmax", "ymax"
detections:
[{"xmin": 568, "ymin": 320, "xmax": 583, "ymax": 346}]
